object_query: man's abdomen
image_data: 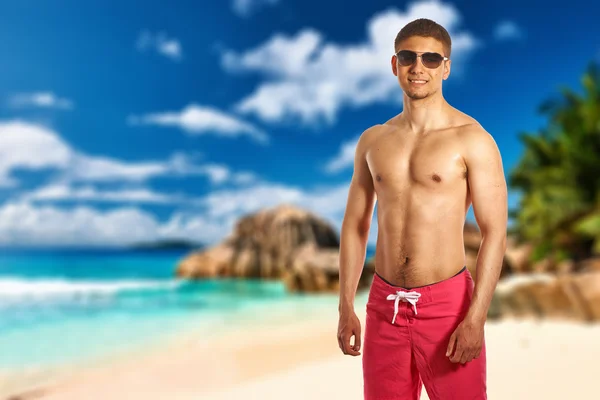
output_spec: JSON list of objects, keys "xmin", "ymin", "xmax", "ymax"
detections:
[{"xmin": 374, "ymin": 206, "xmax": 467, "ymax": 288}]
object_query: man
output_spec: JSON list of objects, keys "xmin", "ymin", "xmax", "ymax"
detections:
[{"xmin": 337, "ymin": 18, "xmax": 507, "ymax": 400}]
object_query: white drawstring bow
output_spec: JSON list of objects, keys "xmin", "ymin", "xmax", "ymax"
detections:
[{"xmin": 386, "ymin": 290, "xmax": 421, "ymax": 324}]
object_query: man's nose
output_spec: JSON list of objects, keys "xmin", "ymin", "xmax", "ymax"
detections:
[{"xmin": 409, "ymin": 56, "xmax": 424, "ymax": 73}]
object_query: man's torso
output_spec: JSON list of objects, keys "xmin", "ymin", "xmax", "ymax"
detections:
[{"xmin": 365, "ymin": 110, "xmax": 480, "ymax": 288}]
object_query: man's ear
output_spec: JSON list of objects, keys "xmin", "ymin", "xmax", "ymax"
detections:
[
  {"xmin": 443, "ymin": 59, "xmax": 451, "ymax": 80},
  {"xmin": 391, "ymin": 55, "xmax": 398, "ymax": 76}
]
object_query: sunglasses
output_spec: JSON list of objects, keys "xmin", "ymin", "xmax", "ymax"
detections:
[{"xmin": 395, "ymin": 50, "xmax": 449, "ymax": 69}]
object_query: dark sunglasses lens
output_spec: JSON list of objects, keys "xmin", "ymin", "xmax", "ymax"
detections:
[
  {"xmin": 397, "ymin": 50, "xmax": 416, "ymax": 66},
  {"xmin": 422, "ymin": 53, "xmax": 443, "ymax": 68}
]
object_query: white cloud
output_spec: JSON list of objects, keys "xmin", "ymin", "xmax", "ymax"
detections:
[
  {"xmin": 323, "ymin": 136, "xmax": 360, "ymax": 174},
  {"xmin": 20, "ymin": 184, "xmax": 188, "ymax": 204},
  {"xmin": 0, "ymin": 120, "xmax": 380, "ymax": 248},
  {"xmin": 179, "ymin": 181, "xmax": 378, "ymax": 246},
  {"xmin": 158, "ymin": 210, "xmax": 240, "ymax": 246},
  {"xmin": 223, "ymin": 29, "xmax": 322, "ymax": 78},
  {"xmin": 192, "ymin": 181, "xmax": 356, "ymax": 229},
  {"xmin": 65, "ymin": 154, "xmax": 169, "ymax": 183},
  {"xmin": 0, "ymin": 202, "xmax": 162, "ymax": 247},
  {"xmin": 136, "ymin": 30, "xmax": 183, "ymax": 61},
  {"xmin": 195, "ymin": 183, "xmax": 303, "ymax": 219},
  {"xmin": 0, "ymin": 121, "xmax": 72, "ymax": 187},
  {"xmin": 0, "ymin": 121, "xmax": 259, "ymax": 189},
  {"xmin": 195, "ymin": 164, "xmax": 259, "ymax": 185},
  {"xmin": 0, "ymin": 177, "xmax": 382, "ymax": 248},
  {"xmin": 222, "ymin": 0, "xmax": 481, "ymax": 125},
  {"xmin": 493, "ymin": 20, "xmax": 523, "ymax": 41},
  {"xmin": 8, "ymin": 92, "xmax": 73, "ymax": 110},
  {"xmin": 232, "ymin": 0, "xmax": 279, "ymax": 17},
  {"xmin": 128, "ymin": 103, "xmax": 269, "ymax": 145}
]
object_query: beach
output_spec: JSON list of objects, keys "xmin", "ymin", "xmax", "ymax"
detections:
[{"xmin": 6, "ymin": 292, "xmax": 600, "ymax": 400}]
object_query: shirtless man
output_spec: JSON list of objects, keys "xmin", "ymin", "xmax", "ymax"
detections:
[{"xmin": 337, "ymin": 18, "xmax": 507, "ymax": 399}]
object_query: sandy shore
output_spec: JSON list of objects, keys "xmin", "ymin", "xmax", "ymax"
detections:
[
  {"xmin": 202, "ymin": 318, "xmax": 600, "ymax": 400},
  {"xmin": 4, "ymin": 298, "xmax": 600, "ymax": 400}
]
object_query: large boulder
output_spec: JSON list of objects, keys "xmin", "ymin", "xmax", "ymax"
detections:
[
  {"xmin": 463, "ymin": 225, "xmax": 599, "ymax": 322},
  {"xmin": 282, "ymin": 242, "xmax": 375, "ymax": 293},
  {"xmin": 176, "ymin": 204, "xmax": 374, "ymax": 292},
  {"xmin": 176, "ymin": 211, "xmax": 518, "ymax": 293},
  {"xmin": 503, "ymin": 237, "xmax": 534, "ymax": 273},
  {"xmin": 490, "ymin": 268, "xmax": 600, "ymax": 322},
  {"xmin": 176, "ymin": 243, "xmax": 235, "ymax": 278}
]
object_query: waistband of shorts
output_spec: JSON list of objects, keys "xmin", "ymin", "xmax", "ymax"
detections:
[{"xmin": 370, "ymin": 265, "xmax": 469, "ymax": 304}]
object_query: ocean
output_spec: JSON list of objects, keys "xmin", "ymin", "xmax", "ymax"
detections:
[{"xmin": 0, "ymin": 247, "xmax": 372, "ymax": 379}]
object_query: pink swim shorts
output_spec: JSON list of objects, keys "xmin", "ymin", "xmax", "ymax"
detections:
[{"xmin": 362, "ymin": 266, "xmax": 487, "ymax": 400}]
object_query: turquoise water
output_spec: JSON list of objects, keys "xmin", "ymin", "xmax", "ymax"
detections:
[{"xmin": 0, "ymin": 247, "xmax": 368, "ymax": 372}]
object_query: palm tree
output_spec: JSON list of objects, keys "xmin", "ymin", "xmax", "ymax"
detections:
[{"xmin": 509, "ymin": 61, "xmax": 600, "ymax": 269}]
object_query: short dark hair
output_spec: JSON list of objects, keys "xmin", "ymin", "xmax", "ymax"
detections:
[{"xmin": 394, "ymin": 18, "xmax": 452, "ymax": 58}]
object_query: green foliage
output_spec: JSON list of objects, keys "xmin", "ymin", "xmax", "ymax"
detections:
[{"xmin": 508, "ymin": 61, "xmax": 600, "ymax": 266}]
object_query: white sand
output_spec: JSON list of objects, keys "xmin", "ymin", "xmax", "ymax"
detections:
[
  {"xmin": 5, "ymin": 298, "xmax": 600, "ymax": 400},
  {"xmin": 204, "ymin": 318, "xmax": 600, "ymax": 400}
]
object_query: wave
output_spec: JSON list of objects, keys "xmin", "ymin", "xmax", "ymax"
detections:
[{"xmin": 0, "ymin": 277, "xmax": 186, "ymax": 302}]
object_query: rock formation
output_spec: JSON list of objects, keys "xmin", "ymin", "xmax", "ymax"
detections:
[
  {"xmin": 488, "ymin": 239, "xmax": 600, "ymax": 322},
  {"xmin": 490, "ymin": 269, "xmax": 600, "ymax": 322},
  {"xmin": 176, "ymin": 204, "xmax": 374, "ymax": 293},
  {"xmin": 175, "ymin": 203, "xmax": 600, "ymax": 321}
]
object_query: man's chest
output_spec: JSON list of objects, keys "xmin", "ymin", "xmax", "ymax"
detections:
[{"xmin": 366, "ymin": 134, "xmax": 468, "ymax": 191}]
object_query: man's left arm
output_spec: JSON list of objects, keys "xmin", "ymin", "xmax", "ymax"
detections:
[
  {"xmin": 465, "ymin": 127, "xmax": 508, "ymax": 323},
  {"xmin": 446, "ymin": 126, "xmax": 508, "ymax": 364}
]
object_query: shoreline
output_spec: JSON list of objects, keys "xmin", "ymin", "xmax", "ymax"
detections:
[
  {"xmin": 2, "ymin": 296, "xmax": 351, "ymax": 400},
  {"xmin": 5, "ymin": 293, "xmax": 600, "ymax": 400}
]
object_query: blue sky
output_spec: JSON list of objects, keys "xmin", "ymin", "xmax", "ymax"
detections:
[{"xmin": 0, "ymin": 0, "xmax": 598, "ymax": 248}]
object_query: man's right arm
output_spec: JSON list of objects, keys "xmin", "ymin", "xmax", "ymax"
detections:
[{"xmin": 338, "ymin": 127, "xmax": 378, "ymax": 312}]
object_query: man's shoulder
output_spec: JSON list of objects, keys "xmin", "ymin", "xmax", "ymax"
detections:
[
  {"xmin": 363, "ymin": 123, "xmax": 391, "ymax": 135},
  {"xmin": 356, "ymin": 123, "xmax": 389, "ymax": 147},
  {"xmin": 454, "ymin": 118, "xmax": 493, "ymax": 143},
  {"xmin": 456, "ymin": 121, "xmax": 501, "ymax": 162}
]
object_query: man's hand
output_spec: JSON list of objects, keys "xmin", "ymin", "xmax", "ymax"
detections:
[
  {"xmin": 337, "ymin": 309, "xmax": 362, "ymax": 356},
  {"xmin": 446, "ymin": 317, "xmax": 484, "ymax": 364}
]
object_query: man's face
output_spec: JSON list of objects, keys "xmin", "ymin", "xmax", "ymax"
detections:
[{"xmin": 392, "ymin": 36, "xmax": 451, "ymax": 100}]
